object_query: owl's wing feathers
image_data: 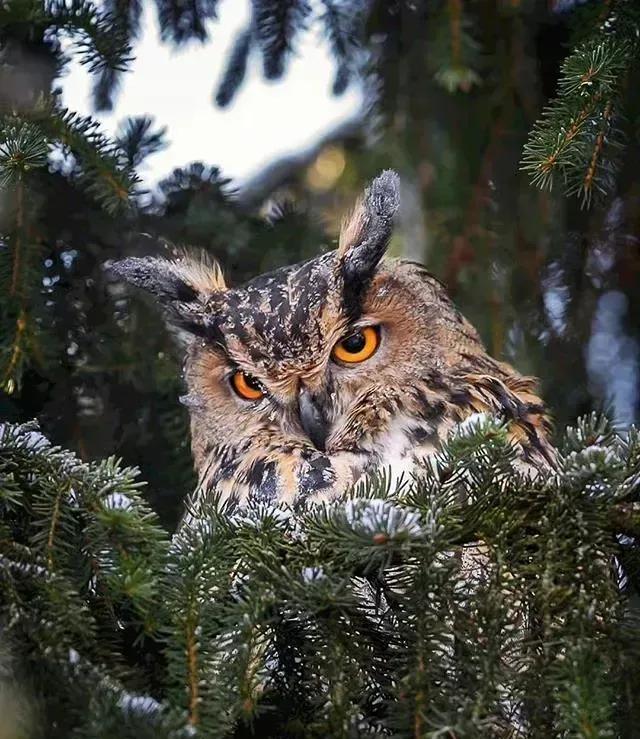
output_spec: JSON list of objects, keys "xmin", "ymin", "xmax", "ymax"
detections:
[
  {"xmin": 457, "ymin": 372, "xmax": 555, "ymax": 466},
  {"xmin": 406, "ymin": 264, "xmax": 554, "ymax": 467}
]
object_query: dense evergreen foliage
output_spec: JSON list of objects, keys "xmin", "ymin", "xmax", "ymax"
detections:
[
  {"xmin": 2, "ymin": 0, "xmax": 640, "ymax": 735},
  {"xmin": 2, "ymin": 415, "xmax": 640, "ymax": 737}
]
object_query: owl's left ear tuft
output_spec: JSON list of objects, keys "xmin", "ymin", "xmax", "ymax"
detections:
[
  {"xmin": 338, "ymin": 170, "xmax": 400, "ymax": 306},
  {"xmin": 339, "ymin": 170, "xmax": 400, "ymax": 261}
]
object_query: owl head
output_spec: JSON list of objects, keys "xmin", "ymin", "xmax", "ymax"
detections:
[{"xmin": 113, "ymin": 171, "xmax": 549, "ymax": 505}]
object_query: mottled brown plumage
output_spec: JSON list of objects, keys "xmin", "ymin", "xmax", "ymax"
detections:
[{"xmin": 113, "ymin": 171, "xmax": 553, "ymax": 513}]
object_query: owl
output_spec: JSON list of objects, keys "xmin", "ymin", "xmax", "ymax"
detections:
[{"xmin": 113, "ymin": 171, "xmax": 553, "ymax": 513}]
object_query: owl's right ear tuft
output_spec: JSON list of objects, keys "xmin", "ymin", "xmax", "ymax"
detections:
[
  {"xmin": 111, "ymin": 257, "xmax": 199, "ymax": 303},
  {"xmin": 110, "ymin": 255, "xmax": 227, "ymax": 337},
  {"xmin": 111, "ymin": 255, "xmax": 226, "ymax": 302}
]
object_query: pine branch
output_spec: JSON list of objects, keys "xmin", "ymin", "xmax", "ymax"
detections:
[
  {"xmin": 91, "ymin": 0, "xmax": 143, "ymax": 110},
  {"xmin": 319, "ymin": 0, "xmax": 363, "ymax": 95},
  {"xmin": 0, "ymin": 129, "xmax": 44, "ymax": 394},
  {"xmin": 115, "ymin": 115, "xmax": 167, "ymax": 169},
  {"xmin": 53, "ymin": 0, "xmax": 132, "ymax": 73},
  {"xmin": 251, "ymin": 0, "xmax": 311, "ymax": 80},
  {"xmin": 0, "ymin": 421, "xmax": 168, "ymax": 648},
  {"xmin": 9, "ymin": 175, "xmax": 24, "ymax": 298},
  {"xmin": 162, "ymin": 519, "xmax": 240, "ymax": 736},
  {"xmin": 0, "ymin": 110, "xmax": 136, "ymax": 391},
  {"xmin": 17, "ymin": 0, "xmax": 135, "ymax": 75},
  {"xmin": 154, "ymin": 0, "xmax": 219, "ymax": 44},
  {"xmin": 0, "ymin": 0, "xmax": 134, "ymax": 110},
  {"xmin": 0, "ymin": 120, "xmax": 49, "ymax": 188},
  {"xmin": 44, "ymin": 108, "xmax": 138, "ymax": 211},
  {"xmin": 521, "ymin": 0, "xmax": 640, "ymax": 205},
  {"xmin": 215, "ymin": 26, "xmax": 252, "ymax": 108},
  {"xmin": 213, "ymin": 0, "xmax": 365, "ymax": 105},
  {"xmin": 3, "ymin": 414, "xmax": 640, "ymax": 734},
  {"xmin": 0, "ymin": 108, "xmax": 138, "ymax": 212}
]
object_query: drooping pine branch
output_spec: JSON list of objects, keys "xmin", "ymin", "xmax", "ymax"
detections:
[
  {"xmin": 319, "ymin": 0, "xmax": 364, "ymax": 95},
  {"xmin": 215, "ymin": 25, "xmax": 253, "ymax": 108},
  {"xmin": 251, "ymin": 0, "xmax": 311, "ymax": 80},
  {"xmin": 154, "ymin": 0, "xmax": 219, "ymax": 44},
  {"xmin": 48, "ymin": 0, "xmax": 133, "ymax": 74},
  {"xmin": 430, "ymin": 0, "xmax": 482, "ymax": 94},
  {"xmin": 213, "ymin": 0, "xmax": 365, "ymax": 106},
  {"xmin": 115, "ymin": 115, "xmax": 167, "ymax": 169},
  {"xmin": 91, "ymin": 0, "xmax": 143, "ymax": 110},
  {"xmin": 0, "ymin": 0, "xmax": 133, "ymax": 78}
]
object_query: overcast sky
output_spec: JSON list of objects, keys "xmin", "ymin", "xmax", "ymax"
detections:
[{"xmin": 60, "ymin": 0, "xmax": 363, "ymax": 189}]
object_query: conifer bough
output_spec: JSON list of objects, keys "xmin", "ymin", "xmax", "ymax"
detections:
[
  {"xmin": 1, "ymin": 414, "xmax": 639, "ymax": 737},
  {"xmin": 521, "ymin": 0, "xmax": 640, "ymax": 207}
]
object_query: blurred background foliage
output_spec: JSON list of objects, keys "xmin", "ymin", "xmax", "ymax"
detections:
[{"xmin": 1, "ymin": 0, "xmax": 639, "ymax": 526}]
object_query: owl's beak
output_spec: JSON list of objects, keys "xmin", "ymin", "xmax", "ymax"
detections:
[{"xmin": 298, "ymin": 388, "xmax": 330, "ymax": 452}]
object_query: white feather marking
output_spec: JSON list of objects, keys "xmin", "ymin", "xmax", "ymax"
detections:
[{"xmin": 368, "ymin": 415, "xmax": 423, "ymax": 492}]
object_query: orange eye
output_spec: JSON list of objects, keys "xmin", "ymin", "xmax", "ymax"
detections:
[
  {"xmin": 231, "ymin": 371, "xmax": 264, "ymax": 400},
  {"xmin": 331, "ymin": 326, "xmax": 380, "ymax": 364}
]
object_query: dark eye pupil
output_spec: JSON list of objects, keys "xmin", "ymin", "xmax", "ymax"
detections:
[
  {"xmin": 243, "ymin": 373, "xmax": 261, "ymax": 390},
  {"xmin": 341, "ymin": 332, "xmax": 366, "ymax": 353}
]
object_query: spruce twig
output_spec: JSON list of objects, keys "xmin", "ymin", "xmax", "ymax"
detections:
[{"xmin": 521, "ymin": 0, "xmax": 640, "ymax": 205}]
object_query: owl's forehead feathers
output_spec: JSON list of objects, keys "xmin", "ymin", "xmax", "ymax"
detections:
[{"xmin": 211, "ymin": 252, "xmax": 346, "ymax": 369}]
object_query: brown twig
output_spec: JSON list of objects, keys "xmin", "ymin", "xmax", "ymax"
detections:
[
  {"xmin": 538, "ymin": 92, "xmax": 604, "ymax": 177},
  {"xmin": 4, "ymin": 176, "xmax": 29, "ymax": 393},
  {"xmin": 448, "ymin": 0, "xmax": 463, "ymax": 68},
  {"xmin": 9, "ymin": 175, "xmax": 24, "ymax": 297},
  {"xmin": 46, "ymin": 487, "xmax": 65, "ymax": 571},
  {"xmin": 414, "ymin": 651, "xmax": 425, "ymax": 738},
  {"xmin": 581, "ymin": 100, "xmax": 614, "ymax": 204},
  {"xmin": 2, "ymin": 310, "xmax": 27, "ymax": 393},
  {"xmin": 445, "ymin": 112, "xmax": 507, "ymax": 294},
  {"xmin": 186, "ymin": 614, "xmax": 200, "ymax": 726}
]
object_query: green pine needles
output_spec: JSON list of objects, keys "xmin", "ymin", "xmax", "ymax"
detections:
[
  {"xmin": 521, "ymin": 0, "xmax": 640, "ymax": 207},
  {"xmin": 0, "ymin": 0, "xmax": 141, "ymax": 394},
  {"xmin": 2, "ymin": 414, "xmax": 640, "ymax": 737},
  {"xmin": 0, "ymin": 109, "xmax": 137, "ymax": 395}
]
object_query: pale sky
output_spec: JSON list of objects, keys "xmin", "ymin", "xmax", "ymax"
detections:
[{"xmin": 60, "ymin": 0, "xmax": 363, "ymax": 189}]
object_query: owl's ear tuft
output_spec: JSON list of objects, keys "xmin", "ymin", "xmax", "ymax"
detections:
[
  {"xmin": 111, "ymin": 257, "xmax": 197, "ymax": 303},
  {"xmin": 171, "ymin": 254, "xmax": 227, "ymax": 294},
  {"xmin": 110, "ymin": 255, "xmax": 226, "ymax": 337},
  {"xmin": 111, "ymin": 255, "xmax": 226, "ymax": 301},
  {"xmin": 338, "ymin": 170, "xmax": 400, "ymax": 308}
]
